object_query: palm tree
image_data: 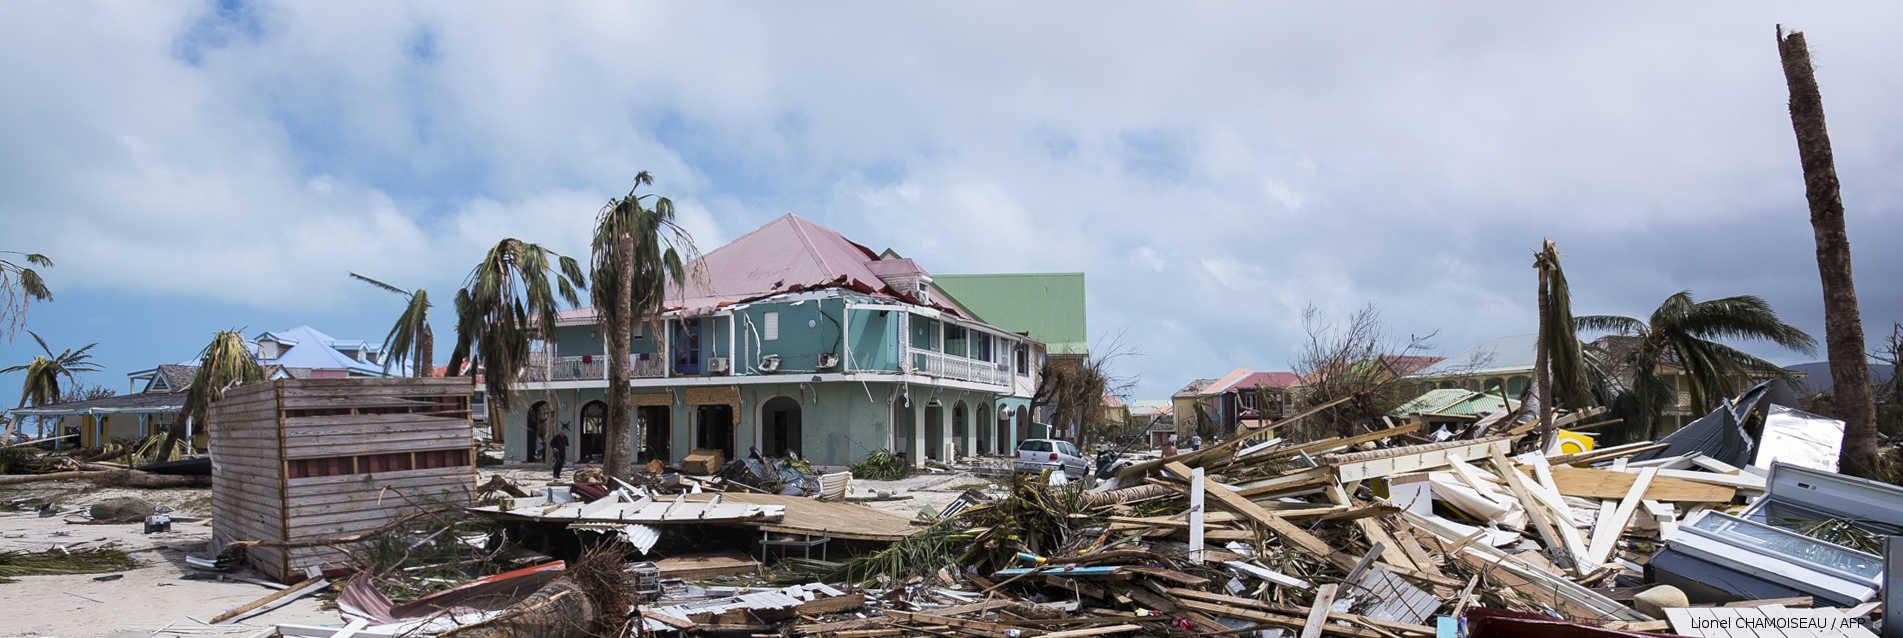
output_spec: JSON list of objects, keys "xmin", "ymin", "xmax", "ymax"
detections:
[
  {"xmin": 155, "ymin": 330, "xmax": 267, "ymax": 461},
  {"xmin": 351, "ymin": 273, "xmax": 434, "ymax": 378},
  {"xmin": 2, "ymin": 331, "xmax": 100, "ymax": 439},
  {"xmin": 0, "ymin": 251, "xmax": 53, "ymax": 339},
  {"xmin": 592, "ymin": 171, "xmax": 698, "ymax": 478},
  {"xmin": 1531, "ymin": 241, "xmax": 1594, "ymax": 449},
  {"xmin": 1778, "ymin": 28, "xmax": 1881, "ymax": 479},
  {"xmin": 444, "ymin": 239, "xmax": 585, "ymax": 420},
  {"xmin": 1577, "ymin": 292, "xmax": 1816, "ymax": 440}
]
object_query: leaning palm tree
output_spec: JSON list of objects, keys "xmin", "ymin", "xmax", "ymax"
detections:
[
  {"xmin": 351, "ymin": 273, "xmax": 433, "ymax": 378},
  {"xmin": 1531, "ymin": 241, "xmax": 1593, "ymax": 449},
  {"xmin": 592, "ymin": 171, "xmax": 699, "ymax": 478},
  {"xmin": 1778, "ymin": 28, "xmax": 1881, "ymax": 478},
  {"xmin": 2, "ymin": 331, "xmax": 100, "ymax": 439},
  {"xmin": 1577, "ymin": 292, "xmax": 1816, "ymax": 440},
  {"xmin": 154, "ymin": 330, "xmax": 267, "ymax": 462},
  {"xmin": 444, "ymin": 239, "xmax": 585, "ymax": 418},
  {"xmin": 0, "ymin": 251, "xmax": 53, "ymax": 339}
]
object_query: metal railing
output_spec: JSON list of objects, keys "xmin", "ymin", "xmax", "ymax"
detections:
[
  {"xmin": 523, "ymin": 353, "xmax": 668, "ymax": 381},
  {"xmin": 909, "ymin": 348, "xmax": 1010, "ymax": 386}
]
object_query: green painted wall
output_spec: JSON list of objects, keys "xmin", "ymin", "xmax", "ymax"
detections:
[
  {"xmin": 499, "ymin": 381, "xmax": 1029, "ymax": 467},
  {"xmin": 553, "ymin": 323, "xmax": 665, "ymax": 357},
  {"xmin": 846, "ymin": 308, "xmax": 901, "ymax": 371},
  {"xmin": 735, "ymin": 298, "xmax": 845, "ymax": 374}
]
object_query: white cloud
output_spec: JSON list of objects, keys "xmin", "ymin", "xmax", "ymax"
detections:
[{"xmin": 4, "ymin": 2, "xmax": 1903, "ymax": 396}]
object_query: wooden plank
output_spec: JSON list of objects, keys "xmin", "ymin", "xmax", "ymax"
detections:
[
  {"xmin": 1037, "ymin": 625, "xmax": 1144, "ymax": 638},
  {"xmin": 1173, "ymin": 599, "xmax": 1387, "ymax": 638},
  {"xmin": 1300, "ymin": 584, "xmax": 1338, "ymax": 638},
  {"xmin": 1164, "ymin": 589, "xmax": 1434, "ymax": 636},
  {"xmin": 211, "ymin": 574, "xmax": 327, "ymax": 624},
  {"xmin": 1490, "ymin": 448, "xmax": 1570, "ymax": 568},
  {"xmin": 1584, "ymin": 467, "xmax": 1655, "ymax": 569},
  {"xmin": 1188, "ymin": 467, "xmax": 1205, "ymax": 563},
  {"xmin": 1522, "ymin": 454, "xmax": 1591, "ymax": 573},
  {"xmin": 1548, "ymin": 466, "xmax": 1735, "ymax": 502},
  {"xmin": 1654, "ymin": 469, "xmax": 1766, "ymax": 492},
  {"xmin": 1163, "ymin": 462, "xmax": 1337, "ymax": 562}
]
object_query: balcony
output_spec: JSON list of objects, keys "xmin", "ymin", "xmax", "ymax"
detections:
[
  {"xmin": 524, "ymin": 353, "xmax": 668, "ymax": 382},
  {"xmin": 909, "ymin": 348, "xmax": 1010, "ymax": 386}
]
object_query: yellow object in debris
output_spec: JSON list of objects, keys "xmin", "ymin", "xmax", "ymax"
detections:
[{"xmin": 1554, "ymin": 429, "xmax": 1595, "ymax": 455}]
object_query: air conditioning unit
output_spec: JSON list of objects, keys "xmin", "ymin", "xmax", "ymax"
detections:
[
  {"xmin": 758, "ymin": 354, "xmax": 782, "ymax": 373},
  {"xmin": 816, "ymin": 354, "xmax": 839, "ymax": 369},
  {"xmin": 707, "ymin": 357, "xmax": 731, "ymax": 373}
]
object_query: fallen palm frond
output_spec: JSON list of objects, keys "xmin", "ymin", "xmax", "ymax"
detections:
[
  {"xmin": 825, "ymin": 473, "xmax": 1111, "ymax": 585},
  {"xmin": 1781, "ymin": 516, "xmax": 1886, "ymax": 555},
  {"xmin": 849, "ymin": 448, "xmax": 911, "ymax": 481},
  {"xmin": 0, "ymin": 548, "xmax": 136, "ymax": 583},
  {"xmin": 829, "ymin": 517, "xmax": 967, "ymax": 584}
]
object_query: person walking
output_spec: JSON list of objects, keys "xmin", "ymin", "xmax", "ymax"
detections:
[{"xmin": 550, "ymin": 425, "xmax": 571, "ymax": 479}]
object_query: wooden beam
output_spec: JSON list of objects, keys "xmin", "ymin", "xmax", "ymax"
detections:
[
  {"xmin": 1163, "ymin": 461, "xmax": 1337, "ymax": 562},
  {"xmin": 1173, "ymin": 599, "xmax": 1389, "ymax": 638},
  {"xmin": 1300, "ymin": 584, "xmax": 1340, "ymax": 638},
  {"xmin": 1489, "ymin": 448, "xmax": 1571, "ymax": 568},
  {"xmin": 211, "ymin": 574, "xmax": 328, "ymax": 624},
  {"xmin": 1583, "ymin": 467, "xmax": 1655, "ymax": 568},
  {"xmin": 1548, "ymin": 466, "xmax": 1734, "ymax": 502},
  {"xmin": 1165, "ymin": 588, "xmax": 1437, "ymax": 637},
  {"xmin": 1037, "ymin": 624, "xmax": 1146, "ymax": 637}
]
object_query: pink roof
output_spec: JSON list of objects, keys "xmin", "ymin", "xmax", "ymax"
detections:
[
  {"xmin": 1219, "ymin": 371, "xmax": 1302, "ymax": 392},
  {"xmin": 559, "ymin": 214, "xmax": 968, "ymax": 320},
  {"xmin": 1383, "ymin": 355, "xmax": 1446, "ymax": 377}
]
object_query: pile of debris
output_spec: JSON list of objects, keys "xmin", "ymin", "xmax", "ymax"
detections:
[{"xmin": 727, "ymin": 389, "xmax": 1891, "ymax": 637}]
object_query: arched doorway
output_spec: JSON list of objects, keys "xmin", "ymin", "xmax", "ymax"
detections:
[
  {"xmin": 951, "ymin": 401, "xmax": 968, "ymax": 460},
  {"xmin": 695, "ymin": 404, "xmax": 735, "ymax": 461},
  {"xmin": 996, "ymin": 406, "xmax": 1011, "ymax": 455},
  {"xmin": 924, "ymin": 401, "xmax": 945, "ymax": 461},
  {"xmin": 637, "ymin": 405, "xmax": 671, "ymax": 463},
  {"xmin": 892, "ymin": 399, "xmax": 913, "ymax": 462},
  {"xmin": 578, "ymin": 401, "xmax": 607, "ymax": 461},
  {"xmin": 528, "ymin": 401, "xmax": 553, "ymax": 462},
  {"xmin": 1016, "ymin": 406, "xmax": 1030, "ymax": 444},
  {"xmin": 761, "ymin": 396, "xmax": 802, "ymax": 458},
  {"xmin": 977, "ymin": 402, "xmax": 992, "ymax": 455}
]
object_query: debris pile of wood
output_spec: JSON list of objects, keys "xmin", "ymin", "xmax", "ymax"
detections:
[{"xmin": 736, "ymin": 398, "xmax": 1888, "ymax": 637}]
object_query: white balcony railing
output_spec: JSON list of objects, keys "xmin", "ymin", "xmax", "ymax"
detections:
[
  {"xmin": 909, "ymin": 348, "xmax": 1010, "ymax": 386},
  {"xmin": 525, "ymin": 353, "xmax": 668, "ymax": 382}
]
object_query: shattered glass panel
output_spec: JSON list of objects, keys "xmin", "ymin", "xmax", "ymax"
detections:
[{"xmin": 1690, "ymin": 512, "xmax": 1882, "ymax": 580}]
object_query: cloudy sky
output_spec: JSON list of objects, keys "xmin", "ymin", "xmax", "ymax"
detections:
[{"xmin": 3, "ymin": 2, "xmax": 1901, "ymax": 399}]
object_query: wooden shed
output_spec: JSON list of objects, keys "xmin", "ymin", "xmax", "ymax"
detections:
[{"xmin": 210, "ymin": 377, "xmax": 477, "ymax": 582}]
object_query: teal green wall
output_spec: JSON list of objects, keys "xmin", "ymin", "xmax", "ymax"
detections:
[
  {"xmin": 909, "ymin": 316, "xmax": 938, "ymax": 352},
  {"xmin": 500, "ymin": 381, "xmax": 1026, "ymax": 467},
  {"xmin": 554, "ymin": 325, "xmax": 602, "ymax": 357},
  {"xmin": 846, "ymin": 308, "xmax": 900, "ymax": 371},
  {"xmin": 553, "ymin": 323, "xmax": 663, "ymax": 357},
  {"xmin": 736, "ymin": 299, "xmax": 847, "ymax": 374}
]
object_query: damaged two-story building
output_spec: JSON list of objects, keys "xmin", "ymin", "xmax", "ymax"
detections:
[{"xmin": 501, "ymin": 214, "xmax": 1059, "ymax": 468}]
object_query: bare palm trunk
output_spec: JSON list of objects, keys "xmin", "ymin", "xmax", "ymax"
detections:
[
  {"xmin": 1779, "ymin": 28, "xmax": 1880, "ymax": 478},
  {"xmin": 603, "ymin": 230, "xmax": 636, "ymax": 479},
  {"xmin": 1534, "ymin": 259, "xmax": 1554, "ymax": 449},
  {"xmin": 416, "ymin": 324, "xmax": 435, "ymax": 379}
]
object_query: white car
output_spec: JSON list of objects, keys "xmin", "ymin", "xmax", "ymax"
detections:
[{"xmin": 1013, "ymin": 439, "xmax": 1089, "ymax": 481}]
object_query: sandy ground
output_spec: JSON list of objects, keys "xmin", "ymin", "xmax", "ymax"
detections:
[
  {"xmin": 0, "ymin": 480, "xmax": 340, "ymax": 638},
  {"xmin": 0, "ymin": 464, "xmax": 999, "ymax": 637}
]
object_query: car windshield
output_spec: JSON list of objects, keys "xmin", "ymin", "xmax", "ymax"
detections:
[{"xmin": 1020, "ymin": 441, "xmax": 1050, "ymax": 453}]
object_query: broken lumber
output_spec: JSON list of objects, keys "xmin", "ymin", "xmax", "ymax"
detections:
[
  {"xmin": 211, "ymin": 573, "xmax": 329, "ymax": 624},
  {"xmin": 1547, "ymin": 466, "xmax": 1734, "ymax": 502}
]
